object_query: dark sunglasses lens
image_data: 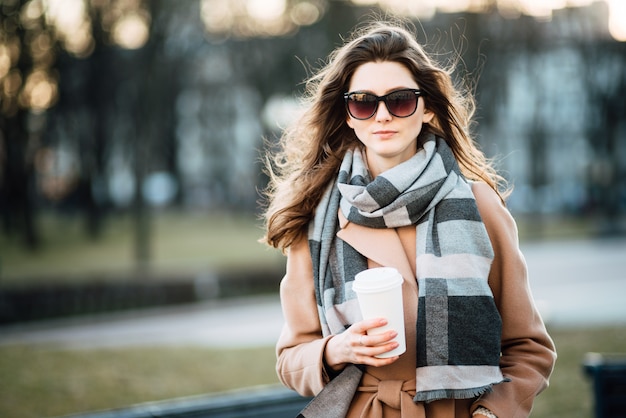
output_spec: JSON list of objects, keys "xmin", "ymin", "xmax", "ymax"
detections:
[
  {"xmin": 386, "ymin": 90, "xmax": 418, "ymax": 117},
  {"xmin": 348, "ymin": 93, "xmax": 377, "ymax": 119}
]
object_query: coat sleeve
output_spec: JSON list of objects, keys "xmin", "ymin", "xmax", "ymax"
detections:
[
  {"xmin": 471, "ymin": 182, "xmax": 557, "ymax": 418},
  {"xmin": 275, "ymin": 235, "xmax": 333, "ymax": 397}
]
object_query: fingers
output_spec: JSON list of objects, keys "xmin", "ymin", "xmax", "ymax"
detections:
[
  {"xmin": 354, "ymin": 343, "xmax": 400, "ymax": 367},
  {"xmin": 355, "ymin": 331, "xmax": 399, "ymax": 358},
  {"xmin": 324, "ymin": 318, "xmax": 402, "ymax": 370},
  {"xmin": 358, "ymin": 330, "xmax": 398, "ymax": 349},
  {"xmin": 355, "ymin": 317, "xmax": 388, "ymax": 334},
  {"xmin": 350, "ymin": 319, "xmax": 401, "ymax": 366}
]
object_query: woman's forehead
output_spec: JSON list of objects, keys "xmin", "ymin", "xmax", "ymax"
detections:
[{"xmin": 348, "ymin": 61, "xmax": 418, "ymax": 93}]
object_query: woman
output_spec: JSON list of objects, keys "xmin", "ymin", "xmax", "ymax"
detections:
[{"xmin": 261, "ymin": 21, "xmax": 556, "ymax": 418}]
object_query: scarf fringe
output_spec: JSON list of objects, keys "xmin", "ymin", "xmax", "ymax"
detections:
[
  {"xmin": 413, "ymin": 384, "xmax": 494, "ymax": 403},
  {"xmin": 413, "ymin": 377, "xmax": 511, "ymax": 403}
]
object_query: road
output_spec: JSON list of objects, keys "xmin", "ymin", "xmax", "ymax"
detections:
[{"xmin": 0, "ymin": 237, "xmax": 625, "ymax": 350}]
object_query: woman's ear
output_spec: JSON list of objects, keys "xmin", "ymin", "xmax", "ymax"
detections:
[
  {"xmin": 346, "ymin": 115, "xmax": 354, "ymax": 129},
  {"xmin": 423, "ymin": 108, "xmax": 434, "ymax": 124}
]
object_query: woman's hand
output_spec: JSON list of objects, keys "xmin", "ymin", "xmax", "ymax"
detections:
[{"xmin": 324, "ymin": 318, "xmax": 400, "ymax": 372}]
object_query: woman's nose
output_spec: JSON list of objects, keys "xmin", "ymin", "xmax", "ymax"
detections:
[{"xmin": 374, "ymin": 100, "xmax": 392, "ymax": 121}]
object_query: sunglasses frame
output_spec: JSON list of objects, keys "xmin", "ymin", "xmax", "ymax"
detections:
[{"xmin": 343, "ymin": 88, "xmax": 423, "ymax": 120}]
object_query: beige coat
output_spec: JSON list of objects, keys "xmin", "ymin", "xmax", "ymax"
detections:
[{"xmin": 276, "ymin": 182, "xmax": 556, "ymax": 418}]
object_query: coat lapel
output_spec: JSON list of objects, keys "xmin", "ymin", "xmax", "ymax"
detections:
[{"xmin": 337, "ymin": 211, "xmax": 416, "ymax": 282}]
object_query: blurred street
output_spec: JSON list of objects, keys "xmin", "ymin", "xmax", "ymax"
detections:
[{"xmin": 0, "ymin": 237, "xmax": 625, "ymax": 350}]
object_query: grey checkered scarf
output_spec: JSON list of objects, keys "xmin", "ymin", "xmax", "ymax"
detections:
[{"xmin": 308, "ymin": 135, "xmax": 506, "ymax": 403}]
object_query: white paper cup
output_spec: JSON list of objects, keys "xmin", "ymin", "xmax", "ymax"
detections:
[{"xmin": 352, "ymin": 267, "xmax": 406, "ymax": 358}]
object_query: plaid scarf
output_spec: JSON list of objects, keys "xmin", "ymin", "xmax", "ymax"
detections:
[{"xmin": 308, "ymin": 135, "xmax": 506, "ymax": 403}]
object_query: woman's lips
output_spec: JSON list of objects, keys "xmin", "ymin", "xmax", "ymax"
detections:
[{"xmin": 373, "ymin": 130, "xmax": 397, "ymax": 139}]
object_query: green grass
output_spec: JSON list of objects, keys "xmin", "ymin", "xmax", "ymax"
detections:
[
  {"xmin": 532, "ymin": 326, "xmax": 626, "ymax": 418},
  {"xmin": 0, "ymin": 326, "xmax": 624, "ymax": 418},
  {"xmin": 515, "ymin": 214, "xmax": 606, "ymax": 242},
  {"xmin": 0, "ymin": 345, "xmax": 279, "ymax": 418},
  {"xmin": 1, "ymin": 210, "xmax": 284, "ymax": 285}
]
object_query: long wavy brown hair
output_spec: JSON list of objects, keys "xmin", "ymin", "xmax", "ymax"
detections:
[{"xmin": 261, "ymin": 21, "xmax": 508, "ymax": 251}]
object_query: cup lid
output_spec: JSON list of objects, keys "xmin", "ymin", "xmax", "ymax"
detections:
[{"xmin": 352, "ymin": 267, "xmax": 403, "ymax": 293}]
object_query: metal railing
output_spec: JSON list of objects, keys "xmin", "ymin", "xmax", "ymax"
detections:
[{"xmin": 62, "ymin": 385, "xmax": 311, "ymax": 418}]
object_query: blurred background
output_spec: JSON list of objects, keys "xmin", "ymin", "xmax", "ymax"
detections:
[{"xmin": 1, "ymin": 0, "xmax": 625, "ymax": 417}]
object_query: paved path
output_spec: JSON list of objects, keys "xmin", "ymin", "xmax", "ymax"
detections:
[
  {"xmin": 0, "ymin": 295, "xmax": 284, "ymax": 349},
  {"xmin": 522, "ymin": 236, "xmax": 626, "ymax": 328},
  {"xmin": 0, "ymin": 237, "xmax": 624, "ymax": 350}
]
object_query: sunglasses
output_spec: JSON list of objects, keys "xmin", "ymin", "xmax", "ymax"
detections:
[{"xmin": 344, "ymin": 88, "xmax": 423, "ymax": 120}]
